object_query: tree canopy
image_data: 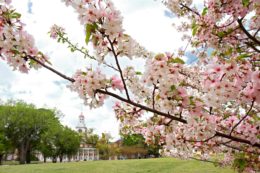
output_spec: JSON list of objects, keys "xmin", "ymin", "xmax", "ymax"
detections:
[{"xmin": 0, "ymin": 100, "xmax": 80, "ymax": 164}]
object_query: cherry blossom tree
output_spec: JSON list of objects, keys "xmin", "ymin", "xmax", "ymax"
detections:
[{"xmin": 0, "ymin": 0, "xmax": 259, "ymax": 172}]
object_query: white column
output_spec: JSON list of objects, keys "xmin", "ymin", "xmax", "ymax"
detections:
[
  {"xmin": 87, "ymin": 149, "xmax": 90, "ymax": 161},
  {"xmin": 83, "ymin": 149, "xmax": 85, "ymax": 160}
]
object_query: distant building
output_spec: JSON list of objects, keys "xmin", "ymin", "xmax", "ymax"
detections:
[
  {"xmin": 75, "ymin": 112, "xmax": 99, "ymax": 161},
  {"xmin": 109, "ymin": 139, "xmax": 148, "ymax": 160}
]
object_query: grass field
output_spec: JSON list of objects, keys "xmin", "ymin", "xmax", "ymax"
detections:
[{"xmin": 0, "ymin": 158, "xmax": 236, "ymax": 173}]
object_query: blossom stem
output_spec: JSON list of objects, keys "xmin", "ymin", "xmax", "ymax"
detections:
[
  {"xmin": 229, "ymin": 99, "xmax": 255, "ymax": 136},
  {"xmin": 106, "ymin": 36, "xmax": 131, "ymax": 100}
]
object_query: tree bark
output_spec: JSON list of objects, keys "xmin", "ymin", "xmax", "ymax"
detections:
[
  {"xmin": 26, "ymin": 147, "xmax": 31, "ymax": 164},
  {"xmin": 59, "ymin": 155, "xmax": 63, "ymax": 162},
  {"xmin": 52, "ymin": 156, "xmax": 57, "ymax": 163},
  {"xmin": 0, "ymin": 154, "xmax": 3, "ymax": 165},
  {"xmin": 19, "ymin": 144, "xmax": 26, "ymax": 164}
]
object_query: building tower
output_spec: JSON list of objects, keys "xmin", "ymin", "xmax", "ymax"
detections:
[
  {"xmin": 76, "ymin": 112, "xmax": 87, "ymax": 133},
  {"xmin": 75, "ymin": 112, "xmax": 99, "ymax": 161}
]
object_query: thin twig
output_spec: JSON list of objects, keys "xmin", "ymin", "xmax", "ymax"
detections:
[
  {"xmin": 59, "ymin": 33, "xmax": 119, "ymax": 71},
  {"xmin": 152, "ymin": 84, "xmax": 157, "ymax": 109},
  {"xmin": 229, "ymin": 99, "xmax": 255, "ymax": 136},
  {"xmin": 106, "ymin": 36, "xmax": 130, "ymax": 100},
  {"xmin": 189, "ymin": 157, "xmax": 222, "ymax": 165}
]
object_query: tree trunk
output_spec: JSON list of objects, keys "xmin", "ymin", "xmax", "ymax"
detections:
[
  {"xmin": 19, "ymin": 144, "xmax": 26, "ymax": 164},
  {"xmin": 43, "ymin": 156, "xmax": 46, "ymax": 163},
  {"xmin": 59, "ymin": 155, "xmax": 63, "ymax": 162},
  {"xmin": 52, "ymin": 156, "xmax": 57, "ymax": 163},
  {"xmin": 0, "ymin": 154, "xmax": 3, "ymax": 165},
  {"xmin": 26, "ymin": 147, "xmax": 31, "ymax": 164}
]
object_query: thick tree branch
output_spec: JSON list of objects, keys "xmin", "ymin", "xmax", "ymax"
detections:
[
  {"xmin": 215, "ymin": 132, "xmax": 260, "ymax": 148},
  {"xmin": 245, "ymin": 42, "xmax": 260, "ymax": 53},
  {"xmin": 237, "ymin": 19, "xmax": 260, "ymax": 45},
  {"xmin": 28, "ymin": 56, "xmax": 75, "ymax": 83},
  {"xmin": 222, "ymin": 143, "xmax": 260, "ymax": 155},
  {"xmin": 96, "ymin": 89, "xmax": 187, "ymax": 123}
]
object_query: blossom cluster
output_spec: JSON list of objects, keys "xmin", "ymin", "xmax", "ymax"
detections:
[
  {"xmin": 61, "ymin": 0, "xmax": 152, "ymax": 62},
  {"xmin": 0, "ymin": 3, "xmax": 49, "ymax": 73},
  {"xmin": 113, "ymin": 101, "xmax": 143, "ymax": 134},
  {"xmin": 203, "ymin": 57, "xmax": 260, "ymax": 107},
  {"xmin": 165, "ymin": 0, "xmax": 259, "ymax": 58},
  {"xmin": 70, "ymin": 68, "xmax": 125, "ymax": 108},
  {"xmin": 49, "ymin": 24, "xmax": 65, "ymax": 39}
]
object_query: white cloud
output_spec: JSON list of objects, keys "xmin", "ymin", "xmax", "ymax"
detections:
[{"xmin": 1, "ymin": 0, "xmax": 184, "ymax": 139}]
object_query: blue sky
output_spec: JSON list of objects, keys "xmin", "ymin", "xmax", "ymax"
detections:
[{"xmin": 0, "ymin": 0, "xmax": 191, "ymax": 140}]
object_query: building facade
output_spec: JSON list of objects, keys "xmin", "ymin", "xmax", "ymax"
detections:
[{"xmin": 75, "ymin": 112, "xmax": 99, "ymax": 161}]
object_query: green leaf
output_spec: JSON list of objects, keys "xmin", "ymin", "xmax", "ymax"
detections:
[
  {"xmin": 192, "ymin": 25, "xmax": 198, "ymax": 36},
  {"xmin": 70, "ymin": 48, "xmax": 75, "ymax": 52},
  {"xmin": 170, "ymin": 85, "xmax": 176, "ymax": 91},
  {"xmin": 191, "ymin": 20, "xmax": 198, "ymax": 36},
  {"xmin": 156, "ymin": 95, "xmax": 160, "ymax": 101},
  {"xmin": 202, "ymin": 7, "xmax": 208, "ymax": 16},
  {"xmin": 237, "ymin": 53, "xmax": 250, "ymax": 60},
  {"xmin": 217, "ymin": 31, "xmax": 225, "ymax": 38},
  {"xmin": 85, "ymin": 23, "xmax": 97, "ymax": 45},
  {"xmin": 242, "ymin": 0, "xmax": 250, "ymax": 7},
  {"xmin": 10, "ymin": 49, "xmax": 20, "ymax": 55},
  {"xmin": 9, "ymin": 12, "xmax": 21, "ymax": 19},
  {"xmin": 169, "ymin": 57, "xmax": 185, "ymax": 64},
  {"xmin": 135, "ymin": 71, "xmax": 142, "ymax": 75}
]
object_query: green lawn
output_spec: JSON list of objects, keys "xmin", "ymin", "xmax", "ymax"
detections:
[{"xmin": 0, "ymin": 158, "xmax": 236, "ymax": 173}]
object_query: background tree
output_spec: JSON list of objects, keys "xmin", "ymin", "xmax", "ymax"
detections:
[
  {"xmin": 96, "ymin": 133, "xmax": 112, "ymax": 160},
  {"xmin": 121, "ymin": 134, "xmax": 160, "ymax": 158},
  {"xmin": 0, "ymin": 101, "xmax": 60, "ymax": 164},
  {"xmin": 0, "ymin": 126, "xmax": 11, "ymax": 165},
  {"xmin": 37, "ymin": 119, "xmax": 63, "ymax": 163},
  {"xmin": 54, "ymin": 126, "xmax": 81, "ymax": 162},
  {"xmin": 82, "ymin": 128, "xmax": 99, "ymax": 146}
]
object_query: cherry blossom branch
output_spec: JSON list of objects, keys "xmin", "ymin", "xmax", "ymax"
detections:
[
  {"xmin": 58, "ymin": 33, "xmax": 119, "ymax": 71},
  {"xmin": 189, "ymin": 157, "xmax": 222, "ymax": 165},
  {"xmin": 229, "ymin": 99, "xmax": 255, "ymax": 136},
  {"xmin": 254, "ymin": 28, "xmax": 260, "ymax": 37},
  {"xmin": 222, "ymin": 143, "xmax": 260, "ymax": 155},
  {"xmin": 96, "ymin": 89, "xmax": 187, "ymax": 123},
  {"xmin": 27, "ymin": 56, "xmax": 75, "ymax": 83},
  {"xmin": 165, "ymin": 119, "xmax": 174, "ymax": 126},
  {"xmin": 152, "ymin": 84, "xmax": 157, "ymax": 109},
  {"xmin": 24, "ymin": 58, "xmax": 260, "ymax": 148},
  {"xmin": 106, "ymin": 36, "xmax": 131, "ymax": 100},
  {"xmin": 179, "ymin": 3, "xmax": 200, "ymax": 16},
  {"xmin": 237, "ymin": 19, "xmax": 260, "ymax": 46},
  {"xmin": 186, "ymin": 134, "xmax": 216, "ymax": 143},
  {"xmin": 215, "ymin": 132, "xmax": 260, "ymax": 148},
  {"xmin": 245, "ymin": 42, "xmax": 260, "ymax": 53}
]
